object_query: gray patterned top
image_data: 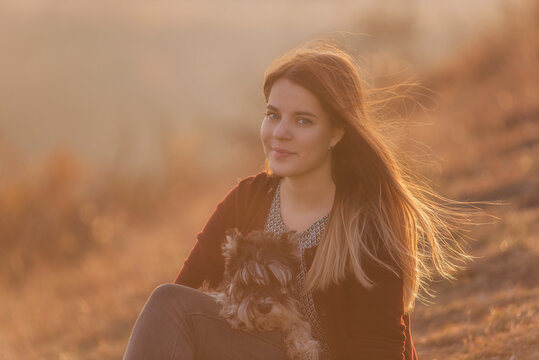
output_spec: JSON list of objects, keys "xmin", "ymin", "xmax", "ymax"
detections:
[{"xmin": 263, "ymin": 180, "xmax": 334, "ymax": 360}]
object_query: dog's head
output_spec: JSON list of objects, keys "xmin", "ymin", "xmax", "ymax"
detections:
[{"xmin": 220, "ymin": 229, "xmax": 301, "ymax": 325}]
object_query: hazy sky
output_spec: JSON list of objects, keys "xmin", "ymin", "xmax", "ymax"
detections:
[{"xmin": 0, "ymin": 0, "xmax": 525, "ymax": 173}]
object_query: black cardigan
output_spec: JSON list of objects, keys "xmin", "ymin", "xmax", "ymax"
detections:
[{"xmin": 174, "ymin": 171, "xmax": 418, "ymax": 359}]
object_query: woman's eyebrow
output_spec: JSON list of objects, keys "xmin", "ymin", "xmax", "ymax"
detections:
[{"xmin": 266, "ymin": 104, "xmax": 319, "ymax": 119}]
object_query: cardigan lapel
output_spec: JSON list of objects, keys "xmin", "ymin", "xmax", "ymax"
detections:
[{"xmin": 242, "ymin": 174, "xmax": 280, "ymax": 234}]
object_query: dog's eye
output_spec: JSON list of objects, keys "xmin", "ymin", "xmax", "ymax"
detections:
[
  {"xmin": 231, "ymin": 286, "xmax": 248, "ymax": 302},
  {"xmin": 267, "ymin": 264, "xmax": 292, "ymax": 286}
]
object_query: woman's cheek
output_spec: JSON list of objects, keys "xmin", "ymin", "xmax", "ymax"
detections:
[{"xmin": 260, "ymin": 120, "xmax": 273, "ymax": 144}]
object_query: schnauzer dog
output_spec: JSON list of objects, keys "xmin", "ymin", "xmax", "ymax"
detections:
[{"xmin": 210, "ymin": 228, "xmax": 320, "ymax": 360}]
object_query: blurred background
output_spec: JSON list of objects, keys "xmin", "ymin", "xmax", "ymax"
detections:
[{"xmin": 0, "ymin": 0, "xmax": 537, "ymax": 359}]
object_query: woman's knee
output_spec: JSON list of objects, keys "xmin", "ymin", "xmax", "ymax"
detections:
[
  {"xmin": 147, "ymin": 283, "xmax": 216, "ymax": 314},
  {"xmin": 140, "ymin": 283, "xmax": 194, "ymax": 324},
  {"xmin": 147, "ymin": 283, "xmax": 187, "ymax": 308}
]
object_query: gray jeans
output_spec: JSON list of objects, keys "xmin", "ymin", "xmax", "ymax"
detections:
[{"xmin": 123, "ymin": 283, "xmax": 288, "ymax": 360}]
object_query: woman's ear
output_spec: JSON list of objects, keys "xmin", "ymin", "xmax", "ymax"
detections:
[{"xmin": 330, "ymin": 125, "xmax": 344, "ymax": 148}]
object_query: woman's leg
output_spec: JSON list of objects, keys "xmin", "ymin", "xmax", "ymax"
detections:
[{"xmin": 123, "ymin": 283, "xmax": 288, "ymax": 360}]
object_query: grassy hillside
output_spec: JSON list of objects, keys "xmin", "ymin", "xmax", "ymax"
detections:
[{"xmin": 410, "ymin": 4, "xmax": 539, "ymax": 358}]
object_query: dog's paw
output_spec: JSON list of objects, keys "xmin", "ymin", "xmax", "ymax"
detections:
[
  {"xmin": 284, "ymin": 331, "xmax": 320, "ymax": 360},
  {"xmin": 286, "ymin": 345, "xmax": 319, "ymax": 360},
  {"xmin": 302, "ymin": 340, "xmax": 320, "ymax": 360}
]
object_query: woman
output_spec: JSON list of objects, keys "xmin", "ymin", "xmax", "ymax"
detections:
[{"xmin": 123, "ymin": 40, "xmax": 470, "ymax": 360}]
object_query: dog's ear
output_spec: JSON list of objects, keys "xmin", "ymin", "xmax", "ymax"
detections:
[
  {"xmin": 279, "ymin": 230, "xmax": 297, "ymax": 242},
  {"xmin": 279, "ymin": 230, "xmax": 298, "ymax": 247},
  {"xmin": 225, "ymin": 228, "xmax": 242, "ymax": 238},
  {"xmin": 222, "ymin": 228, "xmax": 242, "ymax": 260},
  {"xmin": 279, "ymin": 231, "xmax": 300, "ymax": 257}
]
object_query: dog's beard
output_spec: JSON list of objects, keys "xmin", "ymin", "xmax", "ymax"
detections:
[
  {"xmin": 216, "ymin": 284, "xmax": 301, "ymax": 332},
  {"xmin": 217, "ymin": 290, "xmax": 320, "ymax": 359},
  {"xmin": 252, "ymin": 296, "xmax": 304, "ymax": 330}
]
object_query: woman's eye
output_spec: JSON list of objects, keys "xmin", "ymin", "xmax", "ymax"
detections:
[
  {"xmin": 265, "ymin": 111, "xmax": 279, "ymax": 120},
  {"xmin": 297, "ymin": 118, "xmax": 312, "ymax": 125}
]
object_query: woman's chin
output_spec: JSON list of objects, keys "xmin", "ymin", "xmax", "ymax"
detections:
[
  {"xmin": 268, "ymin": 165, "xmax": 291, "ymax": 178},
  {"xmin": 269, "ymin": 166, "xmax": 304, "ymax": 179}
]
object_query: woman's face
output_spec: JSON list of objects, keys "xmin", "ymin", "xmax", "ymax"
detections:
[{"xmin": 260, "ymin": 78, "xmax": 343, "ymax": 180}]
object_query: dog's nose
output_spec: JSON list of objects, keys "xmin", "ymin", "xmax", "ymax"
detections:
[{"xmin": 257, "ymin": 303, "xmax": 272, "ymax": 314}]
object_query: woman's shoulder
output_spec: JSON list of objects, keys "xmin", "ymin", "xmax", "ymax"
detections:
[
  {"xmin": 217, "ymin": 171, "xmax": 279, "ymax": 223},
  {"xmin": 235, "ymin": 170, "xmax": 280, "ymax": 194},
  {"xmin": 216, "ymin": 171, "xmax": 280, "ymax": 210}
]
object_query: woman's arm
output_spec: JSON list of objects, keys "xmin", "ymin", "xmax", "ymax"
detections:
[
  {"xmin": 173, "ymin": 184, "xmax": 240, "ymax": 288},
  {"xmin": 173, "ymin": 172, "xmax": 269, "ymax": 289},
  {"xmin": 343, "ymin": 261, "xmax": 407, "ymax": 359}
]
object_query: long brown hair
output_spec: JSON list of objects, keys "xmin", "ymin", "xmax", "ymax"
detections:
[{"xmin": 262, "ymin": 39, "xmax": 472, "ymax": 311}]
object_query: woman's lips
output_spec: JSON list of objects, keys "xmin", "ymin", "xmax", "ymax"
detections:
[{"xmin": 271, "ymin": 147, "xmax": 294, "ymax": 159}]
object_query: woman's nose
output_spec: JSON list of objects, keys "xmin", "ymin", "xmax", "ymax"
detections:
[{"xmin": 272, "ymin": 119, "xmax": 291, "ymax": 139}]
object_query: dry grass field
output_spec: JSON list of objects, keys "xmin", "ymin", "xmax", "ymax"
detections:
[
  {"xmin": 407, "ymin": 6, "xmax": 539, "ymax": 358},
  {"xmin": 0, "ymin": 1, "xmax": 537, "ymax": 359}
]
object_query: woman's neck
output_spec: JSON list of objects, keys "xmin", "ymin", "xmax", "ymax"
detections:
[{"xmin": 280, "ymin": 169, "xmax": 336, "ymax": 213}]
